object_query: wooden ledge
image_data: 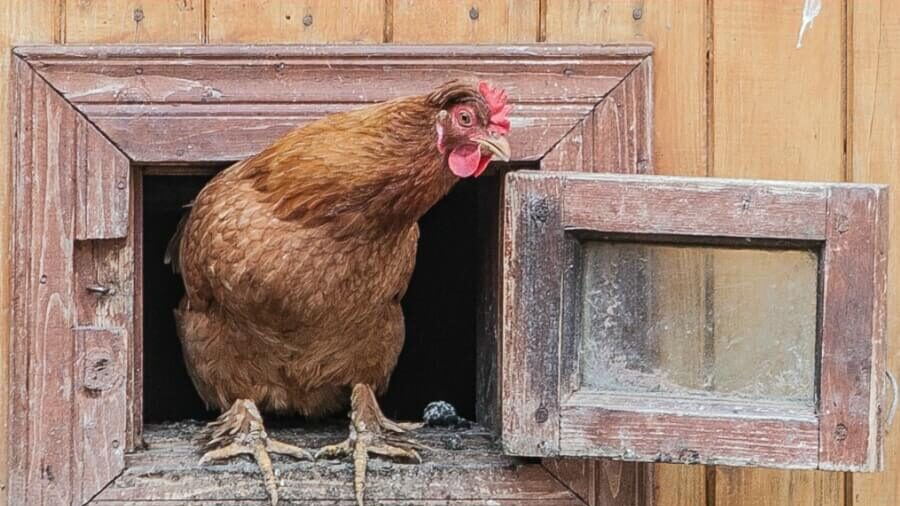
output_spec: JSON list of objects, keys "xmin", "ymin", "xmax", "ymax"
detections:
[{"xmin": 92, "ymin": 422, "xmax": 584, "ymax": 504}]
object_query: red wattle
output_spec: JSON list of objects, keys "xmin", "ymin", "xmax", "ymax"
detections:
[
  {"xmin": 448, "ymin": 144, "xmax": 482, "ymax": 177},
  {"xmin": 474, "ymin": 154, "xmax": 492, "ymax": 177}
]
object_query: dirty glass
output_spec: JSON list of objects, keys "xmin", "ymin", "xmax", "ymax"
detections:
[{"xmin": 578, "ymin": 241, "xmax": 818, "ymax": 407}]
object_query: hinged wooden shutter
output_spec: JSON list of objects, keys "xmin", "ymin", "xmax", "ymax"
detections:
[{"xmin": 500, "ymin": 170, "xmax": 887, "ymax": 472}]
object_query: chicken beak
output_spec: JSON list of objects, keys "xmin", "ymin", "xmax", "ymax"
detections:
[{"xmin": 475, "ymin": 135, "xmax": 511, "ymax": 162}]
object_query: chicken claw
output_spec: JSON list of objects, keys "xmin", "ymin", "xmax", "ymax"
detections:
[
  {"xmin": 315, "ymin": 384, "xmax": 427, "ymax": 506},
  {"xmin": 199, "ymin": 399, "xmax": 313, "ymax": 505}
]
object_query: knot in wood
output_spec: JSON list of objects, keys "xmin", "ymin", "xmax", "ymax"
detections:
[
  {"xmin": 83, "ymin": 349, "xmax": 118, "ymax": 391},
  {"xmin": 836, "ymin": 213, "xmax": 851, "ymax": 233},
  {"xmin": 834, "ymin": 423, "xmax": 849, "ymax": 441},
  {"xmin": 530, "ymin": 197, "xmax": 551, "ymax": 224}
]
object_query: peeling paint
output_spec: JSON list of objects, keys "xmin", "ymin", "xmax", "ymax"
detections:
[{"xmin": 796, "ymin": 0, "xmax": 822, "ymax": 48}]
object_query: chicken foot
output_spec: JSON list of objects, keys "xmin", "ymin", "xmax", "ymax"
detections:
[
  {"xmin": 199, "ymin": 399, "xmax": 313, "ymax": 505},
  {"xmin": 315, "ymin": 383, "xmax": 427, "ymax": 506}
]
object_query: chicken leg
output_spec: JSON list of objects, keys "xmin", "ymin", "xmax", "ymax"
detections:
[
  {"xmin": 315, "ymin": 383, "xmax": 426, "ymax": 506},
  {"xmin": 199, "ymin": 399, "xmax": 313, "ymax": 505}
]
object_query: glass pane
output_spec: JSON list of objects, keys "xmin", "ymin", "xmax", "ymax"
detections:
[{"xmin": 578, "ymin": 241, "xmax": 818, "ymax": 408}]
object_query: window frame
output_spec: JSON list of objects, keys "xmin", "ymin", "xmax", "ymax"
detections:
[{"xmin": 501, "ymin": 171, "xmax": 888, "ymax": 472}]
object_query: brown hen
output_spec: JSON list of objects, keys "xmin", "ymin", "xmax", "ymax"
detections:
[{"xmin": 168, "ymin": 81, "xmax": 511, "ymax": 505}]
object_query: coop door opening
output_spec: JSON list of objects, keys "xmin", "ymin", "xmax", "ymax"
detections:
[{"xmin": 141, "ymin": 170, "xmax": 504, "ymax": 425}]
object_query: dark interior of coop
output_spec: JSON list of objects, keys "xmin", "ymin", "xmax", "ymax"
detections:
[{"xmin": 140, "ymin": 165, "xmax": 516, "ymax": 429}]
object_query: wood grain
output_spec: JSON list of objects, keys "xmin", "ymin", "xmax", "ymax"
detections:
[
  {"xmin": 85, "ymin": 103, "xmax": 590, "ymax": 164},
  {"xmin": 19, "ymin": 45, "xmax": 647, "ymax": 164},
  {"xmin": 712, "ymin": 0, "xmax": 843, "ymax": 181},
  {"xmin": 590, "ymin": 58, "xmax": 653, "ymax": 174},
  {"xmin": 819, "ymin": 186, "xmax": 888, "ymax": 471},
  {"xmin": 8, "ymin": 61, "xmax": 79, "ymax": 506},
  {"xmin": 392, "ymin": 0, "xmax": 538, "ymax": 42},
  {"xmin": 560, "ymin": 405, "xmax": 819, "ymax": 468},
  {"xmin": 1, "ymin": 2, "xmax": 891, "ymax": 504},
  {"xmin": 64, "ymin": 0, "xmax": 203, "ymax": 43},
  {"xmin": 74, "ymin": 119, "xmax": 130, "ymax": 240},
  {"xmin": 0, "ymin": 2, "xmax": 58, "ymax": 502},
  {"xmin": 501, "ymin": 173, "xmax": 564, "ymax": 456},
  {"xmin": 715, "ymin": 469, "xmax": 846, "ymax": 506},
  {"xmin": 8, "ymin": 59, "xmax": 135, "ymax": 506},
  {"xmin": 544, "ymin": 0, "xmax": 707, "ymax": 176},
  {"xmin": 561, "ymin": 174, "xmax": 830, "ymax": 241},
  {"xmin": 73, "ymin": 328, "xmax": 127, "ymax": 504},
  {"xmin": 7, "ymin": 43, "xmax": 652, "ymax": 505},
  {"xmin": 849, "ymin": 0, "xmax": 900, "ymax": 502},
  {"xmin": 543, "ymin": 4, "xmax": 708, "ymax": 502},
  {"xmin": 503, "ymin": 170, "xmax": 885, "ymax": 471},
  {"xmin": 208, "ymin": 0, "xmax": 384, "ymax": 43},
  {"xmin": 95, "ymin": 423, "xmax": 584, "ymax": 504},
  {"xmin": 710, "ymin": 0, "xmax": 846, "ymax": 504}
]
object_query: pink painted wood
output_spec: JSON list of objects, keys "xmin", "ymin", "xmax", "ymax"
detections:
[
  {"xmin": 9, "ymin": 43, "xmax": 655, "ymax": 506},
  {"xmin": 502, "ymin": 170, "xmax": 888, "ymax": 472}
]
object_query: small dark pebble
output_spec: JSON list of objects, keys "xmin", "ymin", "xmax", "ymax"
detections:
[{"xmin": 423, "ymin": 400, "xmax": 471, "ymax": 429}]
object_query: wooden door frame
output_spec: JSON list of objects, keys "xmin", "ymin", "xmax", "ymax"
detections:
[{"xmin": 8, "ymin": 44, "xmax": 653, "ymax": 505}]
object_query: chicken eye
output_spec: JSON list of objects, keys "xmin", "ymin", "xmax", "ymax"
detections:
[{"xmin": 458, "ymin": 110, "xmax": 473, "ymax": 127}]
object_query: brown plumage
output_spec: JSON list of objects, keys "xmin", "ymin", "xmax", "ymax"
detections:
[{"xmin": 167, "ymin": 80, "xmax": 511, "ymax": 505}]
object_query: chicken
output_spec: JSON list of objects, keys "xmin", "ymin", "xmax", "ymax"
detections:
[{"xmin": 166, "ymin": 81, "xmax": 511, "ymax": 505}]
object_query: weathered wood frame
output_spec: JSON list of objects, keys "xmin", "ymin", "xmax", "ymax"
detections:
[
  {"xmin": 502, "ymin": 171, "xmax": 888, "ymax": 472},
  {"xmin": 8, "ymin": 44, "xmax": 653, "ymax": 506}
]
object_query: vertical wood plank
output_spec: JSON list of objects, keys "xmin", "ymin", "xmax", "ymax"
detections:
[
  {"xmin": 716, "ymin": 468, "xmax": 845, "ymax": 506},
  {"xmin": 849, "ymin": 0, "xmax": 900, "ymax": 502},
  {"xmin": 392, "ymin": 0, "xmax": 538, "ymax": 42},
  {"xmin": 208, "ymin": 0, "xmax": 384, "ymax": 43},
  {"xmin": 544, "ymin": 3, "xmax": 707, "ymax": 505},
  {"xmin": 0, "ymin": 3, "xmax": 58, "ymax": 502},
  {"xmin": 544, "ymin": 0, "xmax": 708, "ymax": 176},
  {"xmin": 711, "ymin": 1, "xmax": 845, "ymax": 505},
  {"xmin": 9, "ymin": 65, "xmax": 79, "ymax": 506},
  {"xmin": 712, "ymin": 0, "xmax": 843, "ymax": 180},
  {"xmin": 64, "ymin": 0, "xmax": 203, "ymax": 43}
]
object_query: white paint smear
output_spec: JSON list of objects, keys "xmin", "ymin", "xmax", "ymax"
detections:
[{"xmin": 796, "ymin": 0, "xmax": 822, "ymax": 48}]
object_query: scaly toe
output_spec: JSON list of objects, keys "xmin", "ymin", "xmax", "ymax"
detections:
[
  {"xmin": 267, "ymin": 438, "xmax": 314, "ymax": 461},
  {"xmin": 314, "ymin": 440, "xmax": 352, "ymax": 460}
]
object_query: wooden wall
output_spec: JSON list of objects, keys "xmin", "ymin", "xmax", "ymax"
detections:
[{"xmin": 1, "ymin": 1, "xmax": 897, "ymax": 505}]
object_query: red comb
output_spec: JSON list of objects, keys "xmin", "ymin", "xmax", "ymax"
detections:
[{"xmin": 479, "ymin": 81, "xmax": 511, "ymax": 135}]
